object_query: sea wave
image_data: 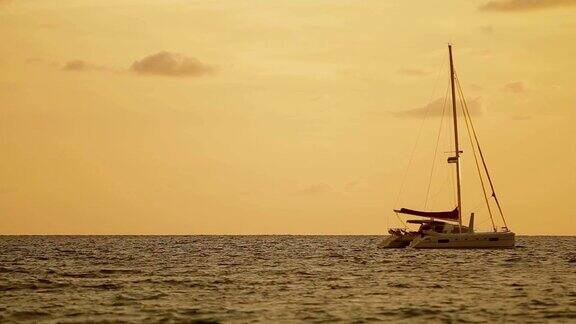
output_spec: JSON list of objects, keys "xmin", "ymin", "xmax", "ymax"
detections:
[{"xmin": 0, "ymin": 235, "xmax": 574, "ymax": 322}]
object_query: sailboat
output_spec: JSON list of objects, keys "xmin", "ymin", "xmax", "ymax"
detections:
[{"xmin": 379, "ymin": 44, "xmax": 515, "ymax": 249}]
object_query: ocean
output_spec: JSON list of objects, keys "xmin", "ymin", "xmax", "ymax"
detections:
[{"xmin": 0, "ymin": 236, "xmax": 574, "ymax": 323}]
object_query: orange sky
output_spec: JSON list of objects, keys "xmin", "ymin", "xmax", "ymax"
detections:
[{"xmin": 1, "ymin": 0, "xmax": 574, "ymax": 234}]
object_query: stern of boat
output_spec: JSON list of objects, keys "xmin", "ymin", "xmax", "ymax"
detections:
[{"xmin": 378, "ymin": 232, "xmax": 415, "ymax": 248}]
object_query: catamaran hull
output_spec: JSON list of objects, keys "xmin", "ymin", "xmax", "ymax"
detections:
[
  {"xmin": 409, "ymin": 232, "xmax": 515, "ymax": 249},
  {"xmin": 378, "ymin": 234, "xmax": 415, "ymax": 248}
]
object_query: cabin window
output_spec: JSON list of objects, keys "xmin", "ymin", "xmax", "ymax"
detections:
[
  {"xmin": 438, "ymin": 239, "xmax": 450, "ymax": 243},
  {"xmin": 489, "ymin": 237, "xmax": 499, "ymax": 241}
]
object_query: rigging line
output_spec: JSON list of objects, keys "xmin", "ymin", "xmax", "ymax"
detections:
[
  {"xmin": 426, "ymin": 169, "xmax": 452, "ymax": 207},
  {"xmin": 476, "ymin": 215, "xmax": 493, "ymax": 227},
  {"xmin": 469, "ymin": 198, "xmax": 487, "ymax": 214},
  {"xmin": 392, "ymin": 51, "xmax": 447, "ymax": 227},
  {"xmin": 385, "ymin": 211, "xmax": 390, "ymax": 230},
  {"xmin": 392, "ymin": 209, "xmax": 406, "ymax": 229},
  {"xmin": 424, "ymin": 80, "xmax": 450, "ymax": 209},
  {"xmin": 455, "ymin": 73, "xmax": 509, "ymax": 230},
  {"xmin": 455, "ymin": 75, "xmax": 496, "ymax": 232},
  {"xmin": 393, "ymin": 212, "xmax": 404, "ymax": 228}
]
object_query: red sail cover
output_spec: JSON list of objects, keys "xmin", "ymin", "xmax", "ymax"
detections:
[{"xmin": 394, "ymin": 207, "xmax": 459, "ymax": 220}]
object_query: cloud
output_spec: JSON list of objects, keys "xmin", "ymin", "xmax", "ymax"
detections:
[
  {"xmin": 479, "ymin": 0, "xmax": 576, "ymax": 12},
  {"xmin": 511, "ymin": 114, "xmax": 532, "ymax": 120},
  {"xmin": 62, "ymin": 60, "xmax": 102, "ymax": 71},
  {"xmin": 480, "ymin": 25, "xmax": 494, "ymax": 34},
  {"xmin": 470, "ymin": 49, "xmax": 493, "ymax": 59},
  {"xmin": 57, "ymin": 52, "xmax": 213, "ymax": 77},
  {"xmin": 395, "ymin": 97, "xmax": 484, "ymax": 118},
  {"xmin": 131, "ymin": 51, "xmax": 213, "ymax": 77},
  {"xmin": 292, "ymin": 183, "xmax": 332, "ymax": 196},
  {"xmin": 503, "ymin": 81, "xmax": 527, "ymax": 93},
  {"xmin": 469, "ymin": 84, "xmax": 484, "ymax": 91},
  {"xmin": 398, "ymin": 68, "xmax": 430, "ymax": 76},
  {"xmin": 26, "ymin": 57, "xmax": 43, "ymax": 64}
]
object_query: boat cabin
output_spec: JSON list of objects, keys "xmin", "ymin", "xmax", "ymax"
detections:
[{"xmin": 407, "ymin": 219, "xmax": 470, "ymax": 234}]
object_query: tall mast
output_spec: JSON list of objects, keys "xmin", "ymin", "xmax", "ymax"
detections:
[{"xmin": 448, "ymin": 44, "xmax": 463, "ymax": 231}]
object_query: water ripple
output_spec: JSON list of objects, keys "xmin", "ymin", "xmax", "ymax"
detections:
[{"xmin": 0, "ymin": 236, "xmax": 574, "ymax": 322}]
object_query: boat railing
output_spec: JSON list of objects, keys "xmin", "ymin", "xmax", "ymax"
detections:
[{"xmin": 388, "ymin": 228, "xmax": 412, "ymax": 235}]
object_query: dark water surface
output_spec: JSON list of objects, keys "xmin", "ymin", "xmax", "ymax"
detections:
[{"xmin": 0, "ymin": 236, "xmax": 575, "ymax": 323}]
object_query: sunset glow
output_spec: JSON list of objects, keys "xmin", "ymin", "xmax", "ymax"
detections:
[{"xmin": 1, "ymin": 0, "xmax": 574, "ymax": 235}]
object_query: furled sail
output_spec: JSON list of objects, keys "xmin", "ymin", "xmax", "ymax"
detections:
[{"xmin": 394, "ymin": 207, "xmax": 459, "ymax": 220}]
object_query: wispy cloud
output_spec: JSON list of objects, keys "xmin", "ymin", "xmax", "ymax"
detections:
[
  {"xmin": 292, "ymin": 183, "xmax": 332, "ymax": 196},
  {"xmin": 470, "ymin": 49, "xmax": 494, "ymax": 59},
  {"xmin": 26, "ymin": 57, "xmax": 43, "ymax": 64},
  {"xmin": 395, "ymin": 97, "xmax": 484, "ymax": 118},
  {"xmin": 511, "ymin": 114, "xmax": 532, "ymax": 121},
  {"xmin": 480, "ymin": 25, "xmax": 494, "ymax": 34},
  {"xmin": 131, "ymin": 51, "xmax": 213, "ymax": 77},
  {"xmin": 503, "ymin": 81, "xmax": 527, "ymax": 93},
  {"xmin": 62, "ymin": 60, "xmax": 104, "ymax": 72},
  {"xmin": 560, "ymin": 22, "xmax": 576, "ymax": 28},
  {"xmin": 479, "ymin": 0, "xmax": 576, "ymax": 12},
  {"xmin": 398, "ymin": 68, "xmax": 430, "ymax": 76},
  {"xmin": 469, "ymin": 84, "xmax": 484, "ymax": 91}
]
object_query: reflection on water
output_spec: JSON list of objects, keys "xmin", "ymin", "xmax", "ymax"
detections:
[{"xmin": 0, "ymin": 236, "xmax": 575, "ymax": 322}]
